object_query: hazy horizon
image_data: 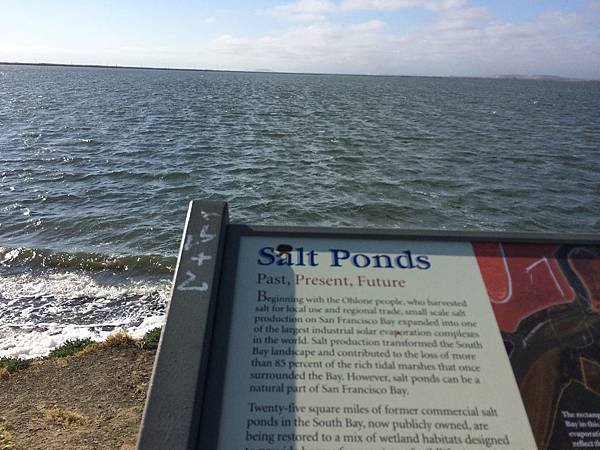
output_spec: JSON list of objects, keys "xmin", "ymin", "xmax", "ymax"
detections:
[
  {"xmin": 1, "ymin": 60, "xmax": 599, "ymax": 81},
  {"xmin": 1, "ymin": 1, "xmax": 599, "ymax": 79}
]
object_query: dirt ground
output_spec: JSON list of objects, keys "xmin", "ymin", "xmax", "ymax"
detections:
[{"xmin": 0, "ymin": 346, "xmax": 156, "ymax": 450}]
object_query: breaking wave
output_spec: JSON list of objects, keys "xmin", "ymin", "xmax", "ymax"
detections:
[{"xmin": 0, "ymin": 246, "xmax": 173, "ymax": 358}]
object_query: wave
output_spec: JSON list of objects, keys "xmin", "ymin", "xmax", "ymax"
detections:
[
  {"xmin": 0, "ymin": 246, "xmax": 176, "ymax": 275},
  {"xmin": 0, "ymin": 246, "xmax": 173, "ymax": 359}
]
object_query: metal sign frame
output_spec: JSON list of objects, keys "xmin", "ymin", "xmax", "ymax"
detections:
[{"xmin": 136, "ymin": 200, "xmax": 599, "ymax": 450}]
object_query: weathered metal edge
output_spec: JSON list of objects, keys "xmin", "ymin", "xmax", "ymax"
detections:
[
  {"xmin": 228, "ymin": 224, "xmax": 598, "ymax": 244},
  {"xmin": 136, "ymin": 200, "xmax": 228, "ymax": 450}
]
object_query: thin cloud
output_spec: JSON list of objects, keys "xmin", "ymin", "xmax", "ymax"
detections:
[
  {"xmin": 348, "ymin": 19, "xmax": 387, "ymax": 31},
  {"xmin": 202, "ymin": 4, "xmax": 600, "ymax": 78},
  {"xmin": 340, "ymin": 0, "xmax": 466, "ymax": 12},
  {"xmin": 263, "ymin": 0, "xmax": 468, "ymax": 21},
  {"xmin": 263, "ymin": 0, "xmax": 336, "ymax": 22},
  {"xmin": 2, "ymin": 1, "xmax": 597, "ymax": 78}
]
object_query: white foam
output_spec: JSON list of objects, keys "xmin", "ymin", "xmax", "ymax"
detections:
[
  {"xmin": 0, "ymin": 270, "xmax": 171, "ymax": 359},
  {"xmin": 0, "ymin": 317, "xmax": 168, "ymax": 359}
]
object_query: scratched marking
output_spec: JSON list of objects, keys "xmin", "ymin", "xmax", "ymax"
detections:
[
  {"xmin": 177, "ymin": 212, "xmax": 220, "ymax": 294},
  {"xmin": 199, "ymin": 224, "xmax": 216, "ymax": 243},
  {"xmin": 192, "ymin": 252, "xmax": 212, "ymax": 267},
  {"xmin": 184, "ymin": 235, "xmax": 194, "ymax": 251},
  {"xmin": 177, "ymin": 270, "xmax": 209, "ymax": 292},
  {"xmin": 201, "ymin": 210, "xmax": 219, "ymax": 220}
]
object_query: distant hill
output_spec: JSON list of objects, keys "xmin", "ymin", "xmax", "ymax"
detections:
[{"xmin": 493, "ymin": 74, "xmax": 595, "ymax": 82}]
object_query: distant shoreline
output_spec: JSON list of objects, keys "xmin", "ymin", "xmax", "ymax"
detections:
[{"xmin": 1, "ymin": 61, "xmax": 597, "ymax": 82}]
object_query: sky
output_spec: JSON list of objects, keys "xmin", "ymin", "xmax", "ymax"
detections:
[{"xmin": 1, "ymin": 0, "xmax": 599, "ymax": 78}]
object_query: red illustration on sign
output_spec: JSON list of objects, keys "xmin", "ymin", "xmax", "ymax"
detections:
[
  {"xmin": 472, "ymin": 242, "xmax": 575, "ymax": 332},
  {"xmin": 568, "ymin": 247, "xmax": 600, "ymax": 311}
]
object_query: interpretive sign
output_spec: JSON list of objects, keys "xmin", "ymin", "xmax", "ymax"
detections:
[{"xmin": 137, "ymin": 201, "xmax": 600, "ymax": 450}]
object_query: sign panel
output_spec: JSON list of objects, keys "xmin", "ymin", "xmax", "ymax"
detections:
[
  {"xmin": 137, "ymin": 201, "xmax": 600, "ymax": 450},
  {"xmin": 216, "ymin": 236, "xmax": 537, "ymax": 449}
]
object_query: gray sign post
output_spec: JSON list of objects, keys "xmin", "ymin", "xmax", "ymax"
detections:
[{"xmin": 137, "ymin": 201, "xmax": 228, "ymax": 450}]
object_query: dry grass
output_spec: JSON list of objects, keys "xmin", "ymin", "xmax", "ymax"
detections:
[
  {"xmin": 104, "ymin": 331, "xmax": 137, "ymax": 347},
  {"xmin": 133, "ymin": 382, "xmax": 148, "ymax": 396},
  {"xmin": 0, "ymin": 421, "xmax": 14, "ymax": 450},
  {"xmin": 76, "ymin": 342, "xmax": 107, "ymax": 356},
  {"xmin": 53, "ymin": 358, "xmax": 69, "ymax": 368},
  {"xmin": 0, "ymin": 368, "xmax": 9, "ymax": 381},
  {"xmin": 1, "ymin": 345, "xmax": 155, "ymax": 450},
  {"xmin": 42, "ymin": 406, "xmax": 91, "ymax": 428},
  {"xmin": 77, "ymin": 331, "xmax": 139, "ymax": 356}
]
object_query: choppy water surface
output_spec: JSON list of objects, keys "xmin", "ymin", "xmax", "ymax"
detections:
[{"xmin": 1, "ymin": 65, "xmax": 599, "ymax": 357}]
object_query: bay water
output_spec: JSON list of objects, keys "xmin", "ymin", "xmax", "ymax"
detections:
[{"xmin": 1, "ymin": 64, "xmax": 598, "ymax": 357}]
